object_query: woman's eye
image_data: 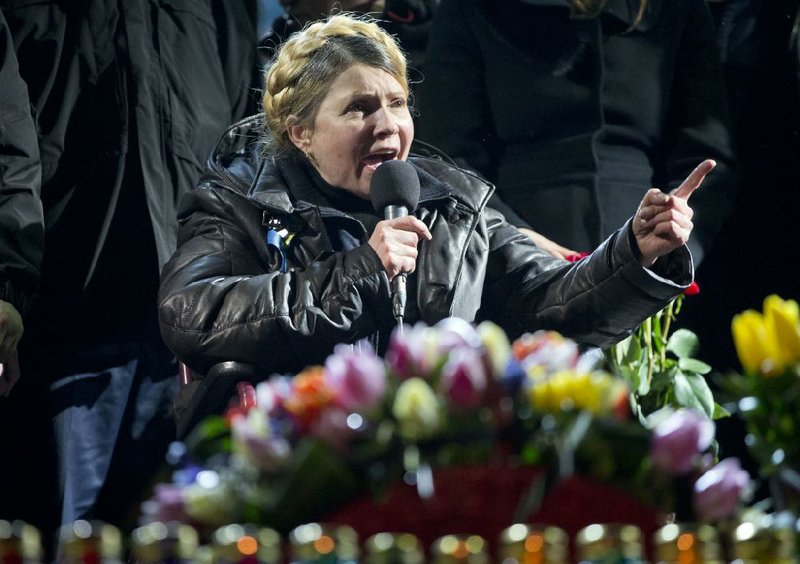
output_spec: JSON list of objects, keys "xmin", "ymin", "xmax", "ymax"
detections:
[
  {"xmin": 347, "ymin": 102, "xmax": 366, "ymax": 113},
  {"xmin": 391, "ymin": 98, "xmax": 408, "ymax": 109}
]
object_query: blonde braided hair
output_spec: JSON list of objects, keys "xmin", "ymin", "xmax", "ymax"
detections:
[{"xmin": 262, "ymin": 14, "xmax": 409, "ymax": 157}]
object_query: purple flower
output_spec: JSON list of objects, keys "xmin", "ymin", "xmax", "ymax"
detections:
[
  {"xmin": 140, "ymin": 483, "xmax": 189, "ymax": 523},
  {"xmin": 693, "ymin": 458, "xmax": 751, "ymax": 521},
  {"xmin": 433, "ymin": 317, "xmax": 483, "ymax": 353},
  {"xmin": 439, "ymin": 347, "xmax": 488, "ymax": 408},
  {"xmin": 650, "ymin": 408, "xmax": 715, "ymax": 475},
  {"xmin": 325, "ymin": 340, "xmax": 386, "ymax": 411},
  {"xmin": 386, "ymin": 322, "xmax": 431, "ymax": 379}
]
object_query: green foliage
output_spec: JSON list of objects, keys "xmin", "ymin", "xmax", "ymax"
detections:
[{"xmin": 605, "ymin": 295, "xmax": 729, "ymax": 423}]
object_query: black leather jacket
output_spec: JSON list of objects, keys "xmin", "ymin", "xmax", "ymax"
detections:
[{"xmin": 159, "ymin": 116, "xmax": 694, "ymax": 376}]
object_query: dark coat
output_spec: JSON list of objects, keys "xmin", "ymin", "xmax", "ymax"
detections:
[
  {"xmin": 0, "ymin": 7, "xmax": 42, "ymax": 317},
  {"xmin": 158, "ymin": 116, "xmax": 693, "ymax": 376},
  {"xmin": 2, "ymin": 0, "xmax": 259, "ymax": 349},
  {"xmin": 417, "ymin": 0, "xmax": 738, "ymax": 264}
]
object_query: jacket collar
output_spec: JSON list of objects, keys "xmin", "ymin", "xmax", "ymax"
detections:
[{"xmin": 248, "ymin": 155, "xmax": 457, "ymax": 216}]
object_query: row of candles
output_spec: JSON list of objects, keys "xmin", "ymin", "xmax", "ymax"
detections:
[{"xmin": 1, "ymin": 517, "xmax": 797, "ymax": 563}]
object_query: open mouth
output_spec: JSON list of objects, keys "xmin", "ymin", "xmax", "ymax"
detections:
[{"xmin": 362, "ymin": 150, "xmax": 398, "ymax": 171}]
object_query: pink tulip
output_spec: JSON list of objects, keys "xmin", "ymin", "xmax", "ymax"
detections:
[
  {"xmin": 386, "ymin": 322, "xmax": 430, "ymax": 379},
  {"xmin": 693, "ymin": 458, "xmax": 751, "ymax": 521},
  {"xmin": 439, "ymin": 347, "xmax": 488, "ymax": 408},
  {"xmin": 309, "ymin": 406, "xmax": 358, "ymax": 451},
  {"xmin": 650, "ymin": 408, "xmax": 715, "ymax": 475},
  {"xmin": 325, "ymin": 341, "xmax": 386, "ymax": 411}
]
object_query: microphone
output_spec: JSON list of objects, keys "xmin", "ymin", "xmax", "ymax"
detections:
[{"xmin": 370, "ymin": 160, "xmax": 421, "ymax": 328}]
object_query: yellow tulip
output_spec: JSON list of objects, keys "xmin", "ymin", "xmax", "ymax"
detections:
[
  {"xmin": 477, "ymin": 320, "xmax": 512, "ymax": 377},
  {"xmin": 392, "ymin": 377, "xmax": 443, "ymax": 440},
  {"xmin": 731, "ymin": 310, "xmax": 784, "ymax": 376},
  {"xmin": 527, "ymin": 378, "xmax": 550, "ymax": 413},
  {"xmin": 763, "ymin": 294, "xmax": 800, "ymax": 364}
]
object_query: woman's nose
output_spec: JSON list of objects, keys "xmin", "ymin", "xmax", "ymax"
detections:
[{"xmin": 374, "ymin": 107, "xmax": 400, "ymax": 137}]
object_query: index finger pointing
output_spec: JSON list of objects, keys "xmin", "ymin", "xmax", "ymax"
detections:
[{"xmin": 671, "ymin": 159, "xmax": 716, "ymax": 201}]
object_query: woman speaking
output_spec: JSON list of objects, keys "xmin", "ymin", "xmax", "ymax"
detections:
[{"xmin": 158, "ymin": 14, "xmax": 714, "ymax": 378}]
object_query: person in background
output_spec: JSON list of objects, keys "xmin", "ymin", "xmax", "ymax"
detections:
[
  {"xmin": 0, "ymin": 7, "xmax": 42, "ymax": 400},
  {"xmin": 0, "ymin": 3, "xmax": 48, "ymax": 530},
  {"xmin": 680, "ymin": 0, "xmax": 800, "ymax": 370},
  {"xmin": 0, "ymin": 0, "xmax": 260, "ymax": 550},
  {"xmin": 260, "ymin": 0, "xmax": 439, "ymax": 77},
  {"xmin": 158, "ymin": 14, "xmax": 713, "ymax": 395},
  {"xmin": 417, "ymin": 0, "xmax": 738, "ymax": 264}
]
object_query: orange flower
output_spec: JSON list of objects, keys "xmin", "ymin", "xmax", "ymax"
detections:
[{"xmin": 283, "ymin": 366, "xmax": 334, "ymax": 427}]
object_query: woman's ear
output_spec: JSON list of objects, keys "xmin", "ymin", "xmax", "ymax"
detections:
[{"xmin": 287, "ymin": 115, "xmax": 311, "ymax": 153}]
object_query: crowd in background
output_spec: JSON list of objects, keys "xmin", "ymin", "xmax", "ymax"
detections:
[{"xmin": 1, "ymin": 0, "xmax": 798, "ymax": 558}]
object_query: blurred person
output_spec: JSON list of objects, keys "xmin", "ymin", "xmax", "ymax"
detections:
[
  {"xmin": 0, "ymin": 6, "xmax": 42, "ymax": 400},
  {"xmin": 417, "ymin": 0, "xmax": 739, "ymax": 265},
  {"xmin": 260, "ymin": 0, "xmax": 439, "ymax": 73},
  {"xmin": 158, "ymin": 14, "xmax": 714, "ymax": 389},
  {"xmin": 1, "ymin": 0, "xmax": 260, "ymax": 544}
]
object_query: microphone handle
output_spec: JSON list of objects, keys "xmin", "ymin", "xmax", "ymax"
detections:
[
  {"xmin": 385, "ymin": 205, "xmax": 408, "ymax": 220},
  {"xmin": 384, "ymin": 206, "xmax": 409, "ymax": 323}
]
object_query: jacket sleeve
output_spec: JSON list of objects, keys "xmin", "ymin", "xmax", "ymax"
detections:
[
  {"xmin": 481, "ymin": 208, "xmax": 692, "ymax": 348},
  {"xmin": 158, "ymin": 183, "xmax": 393, "ymax": 377},
  {"xmin": 656, "ymin": 0, "xmax": 739, "ymax": 264},
  {"xmin": 0, "ymin": 8, "xmax": 43, "ymax": 317}
]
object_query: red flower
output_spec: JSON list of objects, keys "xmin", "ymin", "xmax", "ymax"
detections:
[
  {"xmin": 683, "ymin": 281, "xmax": 700, "ymax": 296},
  {"xmin": 565, "ymin": 251, "xmax": 590, "ymax": 263}
]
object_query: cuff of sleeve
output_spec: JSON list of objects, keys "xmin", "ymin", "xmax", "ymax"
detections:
[
  {"xmin": 613, "ymin": 219, "xmax": 694, "ymax": 300},
  {"xmin": 0, "ymin": 277, "xmax": 36, "ymax": 318}
]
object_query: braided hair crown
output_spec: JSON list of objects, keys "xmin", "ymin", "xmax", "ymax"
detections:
[{"xmin": 262, "ymin": 14, "xmax": 409, "ymax": 156}]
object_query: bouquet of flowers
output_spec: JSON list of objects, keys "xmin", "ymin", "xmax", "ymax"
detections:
[
  {"xmin": 604, "ymin": 283, "xmax": 728, "ymax": 423},
  {"xmin": 141, "ymin": 313, "xmax": 751, "ymax": 543},
  {"xmin": 721, "ymin": 294, "xmax": 800, "ymax": 514}
]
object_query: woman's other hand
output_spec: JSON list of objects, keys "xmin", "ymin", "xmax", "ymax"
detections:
[
  {"xmin": 634, "ymin": 159, "xmax": 716, "ymax": 267},
  {"xmin": 368, "ymin": 215, "xmax": 432, "ymax": 279},
  {"xmin": 518, "ymin": 228, "xmax": 581, "ymax": 260}
]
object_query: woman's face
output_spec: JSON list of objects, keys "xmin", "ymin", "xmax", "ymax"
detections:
[{"xmin": 290, "ymin": 64, "xmax": 413, "ymax": 199}]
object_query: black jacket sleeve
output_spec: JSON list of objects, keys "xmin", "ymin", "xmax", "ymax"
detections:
[
  {"xmin": 0, "ymin": 8, "xmax": 42, "ymax": 317},
  {"xmin": 158, "ymin": 182, "xmax": 394, "ymax": 376}
]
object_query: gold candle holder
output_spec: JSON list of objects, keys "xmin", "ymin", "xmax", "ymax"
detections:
[
  {"xmin": 364, "ymin": 532, "xmax": 424, "ymax": 564},
  {"xmin": 497, "ymin": 523, "xmax": 569, "ymax": 564},
  {"xmin": 653, "ymin": 523, "xmax": 722, "ymax": 564},
  {"xmin": 430, "ymin": 534, "xmax": 489, "ymax": 564},
  {"xmin": 575, "ymin": 523, "xmax": 645, "ymax": 563}
]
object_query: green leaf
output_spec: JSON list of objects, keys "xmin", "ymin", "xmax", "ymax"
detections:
[
  {"xmin": 184, "ymin": 415, "xmax": 233, "ymax": 460},
  {"xmin": 649, "ymin": 364, "xmax": 678, "ymax": 393},
  {"xmin": 678, "ymin": 357, "xmax": 712, "ymax": 375},
  {"xmin": 637, "ymin": 362, "xmax": 650, "ymax": 396},
  {"xmin": 259, "ymin": 438, "xmax": 362, "ymax": 533},
  {"xmin": 712, "ymin": 403, "xmax": 732, "ymax": 419},
  {"xmin": 674, "ymin": 372, "xmax": 715, "ymax": 418},
  {"xmin": 666, "ymin": 329, "xmax": 700, "ymax": 359}
]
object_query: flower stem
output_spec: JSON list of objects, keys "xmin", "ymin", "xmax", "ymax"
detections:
[
  {"xmin": 661, "ymin": 300, "xmax": 674, "ymax": 368},
  {"xmin": 644, "ymin": 316, "xmax": 654, "ymax": 387}
]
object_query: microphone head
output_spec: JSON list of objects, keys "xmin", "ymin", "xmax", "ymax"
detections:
[{"xmin": 370, "ymin": 159, "xmax": 421, "ymax": 213}]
